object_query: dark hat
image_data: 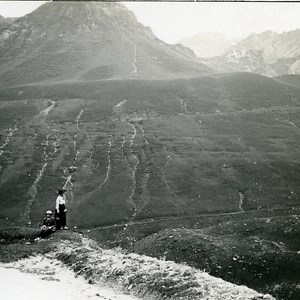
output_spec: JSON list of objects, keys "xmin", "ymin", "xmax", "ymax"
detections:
[{"xmin": 58, "ymin": 189, "xmax": 65, "ymax": 195}]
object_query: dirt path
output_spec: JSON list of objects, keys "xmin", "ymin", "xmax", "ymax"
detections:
[
  {"xmin": 0, "ymin": 255, "xmax": 138, "ymax": 300},
  {"xmin": 95, "ymin": 135, "xmax": 112, "ymax": 192},
  {"xmin": 87, "ymin": 205, "xmax": 300, "ymax": 232},
  {"xmin": 115, "ymin": 21, "xmax": 138, "ymax": 75},
  {"xmin": 62, "ymin": 109, "xmax": 85, "ymax": 201},
  {"xmin": 127, "ymin": 122, "xmax": 139, "ymax": 215}
]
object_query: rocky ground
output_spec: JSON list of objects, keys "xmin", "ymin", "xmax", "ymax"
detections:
[{"xmin": 0, "ymin": 228, "xmax": 275, "ymax": 300}]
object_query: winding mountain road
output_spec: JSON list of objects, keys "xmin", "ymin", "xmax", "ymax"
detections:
[{"xmin": 87, "ymin": 204, "xmax": 300, "ymax": 233}]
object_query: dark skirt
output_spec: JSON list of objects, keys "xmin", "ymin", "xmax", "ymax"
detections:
[{"xmin": 56, "ymin": 204, "xmax": 67, "ymax": 229}]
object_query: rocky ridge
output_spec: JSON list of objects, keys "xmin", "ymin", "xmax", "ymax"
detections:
[{"xmin": 204, "ymin": 30, "xmax": 300, "ymax": 76}]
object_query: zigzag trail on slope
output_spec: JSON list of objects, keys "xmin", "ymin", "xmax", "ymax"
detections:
[
  {"xmin": 121, "ymin": 122, "xmax": 140, "ymax": 235},
  {"xmin": 23, "ymin": 134, "xmax": 61, "ymax": 224},
  {"xmin": 113, "ymin": 99, "xmax": 127, "ymax": 115},
  {"xmin": 86, "ymin": 135, "xmax": 112, "ymax": 198},
  {"xmin": 238, "ymin": 192, "xmax": 246, "ymax": 213},
  {"xmin": 96, "ymin": 135, "xmax": 112, "ymax": 192},
  {"xmin": 137, "ymin": 123, "xmax": 149, "ymax": 145},
  {"xmin": 127, "ymin": 122, "xmax": 139, "ymax": 216},
  {"xmin": 161, "ymin": 146, "xmax": 173, "ymax": 195},
  {"xmin": 133, "ymin": 124, "xmax": 151, "ymax": 216},
  {"xmin": 0, "ymin": 121, "xmax": 19, "ymax": 157},
  {"xmin": 62, "ymin": 109, "xmax": 84, "ymax": 202},
  {"xmin": 121, "ymin": 135, "xmax": 131, "ymax": 169},
  {"xmin": 62, "ymin": 145, "xmax": 77, "ymax": 196},
  {"xmin": 76, "ymin": 109, "xmax": 84, "ymax": 131},
  {"xmin": 136, "ymin": 123, "xmax": 151, "ymax": 192},
  {"xmin": 115, "ymin": 21, "xmax": 138, "ymax": 75},
  {"xmin": 38, "ymin": 100, "xmax": 55, "ymax": 117},
  {"xmin": 22, "ymin": 102, "xmax": 60, "ymax": 223}
]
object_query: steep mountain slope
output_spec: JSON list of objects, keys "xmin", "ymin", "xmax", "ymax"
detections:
[
  {"xmin": 179, "ymin": 32, "xmax": 240, "ymax": 58},
  {"xmin": 0, "ymin": 2, "xmax": 211, "ymax": 87},
  {"xmin": 204, "ymin": 30, "xmax": 300, "ymax": 76}
]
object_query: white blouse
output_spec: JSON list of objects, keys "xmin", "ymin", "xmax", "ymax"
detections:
[{"xmin": 56, "ymin": 195, "xmax": 66, "ymax": 212}]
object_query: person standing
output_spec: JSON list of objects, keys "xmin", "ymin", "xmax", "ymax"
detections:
[{"xmin": 56, "ymin": 189, "xmax": 68, "ymax": 230}]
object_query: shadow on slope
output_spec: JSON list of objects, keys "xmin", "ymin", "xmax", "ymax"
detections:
[{"xmin": 132, "ymin": 214, "xmax": 300, "ymax": 300}]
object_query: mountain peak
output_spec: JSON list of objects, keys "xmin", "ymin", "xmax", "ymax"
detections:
[
  {"xmin": 204, "ymin": 28, "xmax": 300, "ymax": 76},
  {"xmin": 19, "ymin": 2, "xmax": 139, "ymax": 33},
  {"xmin": 0, "ymin": 2, "xmax": 211, "ymax": 87}
]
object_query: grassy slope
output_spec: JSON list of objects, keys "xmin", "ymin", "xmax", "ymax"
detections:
[{"xmin": 0, "ymin": 73, "xmax": 299, "ymax": 228}]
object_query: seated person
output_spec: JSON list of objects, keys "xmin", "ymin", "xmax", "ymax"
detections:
[{"xmin": 39, "ymin": 210, "xmax": 56, "ymax": 239}]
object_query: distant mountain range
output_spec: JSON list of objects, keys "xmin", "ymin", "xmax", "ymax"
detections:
[
  {"xmin": 203, "ymin": 30, "xmax": 300, "ymax": 76},
  {"xmin": 179, "ymin": 32, "xmax": 240, "ymax": 58}
]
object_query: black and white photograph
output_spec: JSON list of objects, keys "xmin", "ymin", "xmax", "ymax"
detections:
[{"xmin": 0, "ymin": 1, "xmax": 299, "ymax": 299}]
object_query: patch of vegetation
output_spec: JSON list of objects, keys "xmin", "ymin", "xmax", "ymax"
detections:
[{"xmin": 0, "ymin": 227, "xmax": 80, "ymax": 263}]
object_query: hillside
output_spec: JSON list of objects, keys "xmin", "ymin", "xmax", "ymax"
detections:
[
  {"xmin": 204, "ymin": 30, "xmax": 300, "ymax": 76},
  {"xmin": 132, "ymin": 213, "xmax": 300, "ymax": 300},
  {"xmin": 0, "ymin": 2, "xmax": 211, "ymax": 87},
  {"xmin": 0, "ymin": 229, "xmax": 275, "ymax": 300},
  {"xmin": 0, "ymin": 72, "xmax": 299, "ymax": 229}
]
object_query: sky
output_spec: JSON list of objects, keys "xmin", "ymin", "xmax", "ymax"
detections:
[
  {"xmin": 0, "ymin": 1, "xmax": 300, "ymax": 43},
  {"xmin": 0, "ymin": 1, "xmax": 45, "ymax": 18}
]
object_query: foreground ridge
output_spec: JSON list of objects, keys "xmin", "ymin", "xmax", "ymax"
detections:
[{"xmin": 50, "ymin": 234, "xmax": 274, "ymax": 300}]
